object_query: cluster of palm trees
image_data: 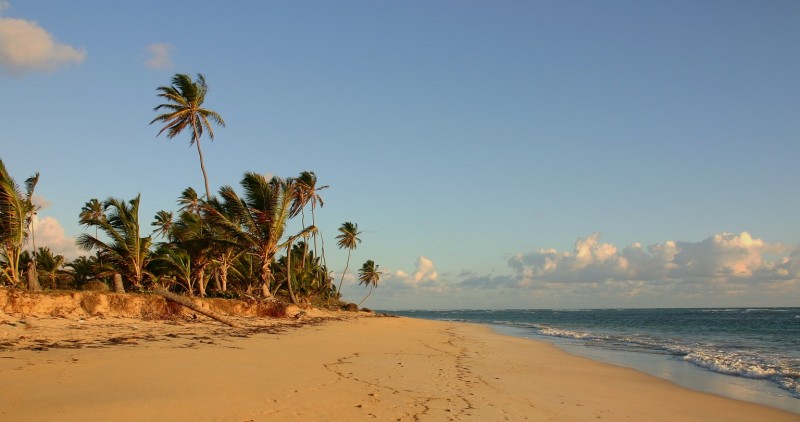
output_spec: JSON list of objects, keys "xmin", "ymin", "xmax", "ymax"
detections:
[{"xmin": 0, "ymin": 73, "xmax": 382, "ymax": 308}]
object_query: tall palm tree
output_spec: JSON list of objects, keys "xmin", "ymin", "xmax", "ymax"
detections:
[
  {"xmin": 335, "ymin": 221, "xmax": 361, "ymax": 296},
  {"xmin": 0, "ymin": 159, "xmax": 39, "ymax": 287},
  {"xmin": 150, "ymin": 73, "xmax": 225, "ymax": 200},
  {"xmin": 357, "ymin": 260, "xmax": 381, "ymax": 307},
  {"xmin": 76, "ymin": 195, "xmax": 152, "ymax": 289}
]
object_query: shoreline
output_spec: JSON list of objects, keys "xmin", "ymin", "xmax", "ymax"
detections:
[
  {"xmin": 490, "ymin": 324, "xmax": 800, "ymax": 415},
  {"xmin": 1, "ymin": 315, "xmax": 797, "ymax": 421}
]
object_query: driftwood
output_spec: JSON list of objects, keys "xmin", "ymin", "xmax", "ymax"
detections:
[{"xmin": 154, "ymin": 288, "xmax": 243, "ymax": 329}]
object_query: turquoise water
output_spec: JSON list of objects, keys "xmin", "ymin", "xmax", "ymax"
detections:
[{"xmin": 386, "ymin": 308, "xmax": 800, "ymax": 414}]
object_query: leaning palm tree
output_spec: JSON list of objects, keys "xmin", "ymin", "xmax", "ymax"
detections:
[
  {"xmin": 206, "ymin": 173, "xmax": 298, "ymax": 296},
  {"xmin": 76, "ymin": 195, "xmax": 152, "ymax": 289},
  {"xmin": 150, "ymin": 73, "xmax": 225, "ymax": 200},
  {"xmin": 335, "ymin": 221, "xmax": 361, "ymax": 296},
  {"xmin": 0, "ymin": 159, "xmax": 39, "ymax": 287},
  {"xmin": 357, "ymin": 260, "xmax": 381, "ymax": 307}
]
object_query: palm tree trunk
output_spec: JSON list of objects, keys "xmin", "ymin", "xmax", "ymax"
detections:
[
  {"xmin": 198, "ymin": 269, "xmax": 206, "ymax": 297},
  {"xmin": 358, "ymin": 285, "xmax": 373, "ymax": 307},
  {"xmin": 286, "ymin": 241, "xmax": 300, "ymax": 306},
  {"xmin": 337, "ymin": 251, "xmax": 351, "ymax": 298},
  {"xmin": 27, "ymin": 261, "xmax": 41, "ymax": 291},
  {"xmin": 113, "ymin": 273, "xmax": 125, "ymax": 293},
  {"xmin": 192, "ymin": 122, "xmax": 212, "ymax": 200},
  {"xmin": 219, "ymin": 260, "xmax": 229, "ymax": 292}
]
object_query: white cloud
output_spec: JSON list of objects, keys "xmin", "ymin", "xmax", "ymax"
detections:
[
  {"xmin": 29, "ymin": 215, "xmax": 84, "ymax": 260},
  {"xmin": 368, "ymin": 233, "xmax": 800, "ymax": 309},
  {"xmin": 145, "ymin": 43, "xmax": 173, "ymax": 70},
  {"xmin": 0, "ymin": 12, "xmax": 86, "ymax": 76},
  {"xmin": 503, "ymin": 232, "xmax": 800, "ymax": 304},
  {"xmin": 413, "ymin": 256, "xmax": 438, "ymax": 284},
  {"xmin": 31, "ymin": 193, "xmax": 51, "ymax": 210},
  {"xmin": 0, "ymin": 1, "xmax": 10, "ymax": 14},
  {"xmin": 375, "ymin": 256, "xmax": 444, "ymax": 291}
]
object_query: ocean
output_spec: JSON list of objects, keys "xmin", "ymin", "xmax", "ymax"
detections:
[{"xmin": 386, "ymin": 308, "xmax": 800, "ymax": 414}]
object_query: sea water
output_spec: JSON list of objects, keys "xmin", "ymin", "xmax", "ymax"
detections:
[{"xmin": 386, "ymin": 308, "xmax": 800, "ymax": 414}]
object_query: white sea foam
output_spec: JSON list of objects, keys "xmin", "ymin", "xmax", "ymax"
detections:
[
  {"xmin": 682, "ymin": 350, "xmax": 799, "ymax": 397},
  {"xmin": 529, "ymin": 323, "xmax": 800, "ymax": 399}
]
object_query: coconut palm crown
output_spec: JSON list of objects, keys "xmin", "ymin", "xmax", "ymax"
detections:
[
  {"xmin": 357, "ymin": 259, "xmax": 381, "ymax": 306},
  {"xmin": 150, "ymin": 73, "xmax": 225, "ymax": 200},
  {"xmin": 335, "ymin": 221, "xmax": 361, "ymax": 296}
]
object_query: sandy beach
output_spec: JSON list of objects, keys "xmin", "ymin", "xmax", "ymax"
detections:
[{"xmin": 0, "ymin": 312, "xmax": 797, "ymax": 421}]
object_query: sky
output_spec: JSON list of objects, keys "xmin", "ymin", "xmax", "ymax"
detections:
[{"xmin": 1, "ymin": 1, "xmax": 799, "ymax": 309}]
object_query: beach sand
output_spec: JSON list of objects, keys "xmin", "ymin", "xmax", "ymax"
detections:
[{"xmin": 1, "ymin": 314, "xmax": 797, "ymax": 421}]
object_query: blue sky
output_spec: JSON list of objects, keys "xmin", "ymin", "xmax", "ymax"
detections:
[{"xmin": 2, "ymin": 1, "xmax": 799, "ymax": 309}]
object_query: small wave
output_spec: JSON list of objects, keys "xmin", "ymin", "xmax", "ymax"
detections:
[
  {"xmin": 699, "ymin": 308, "xmax": 740, "ymax": 313},
  {"xmin": 683, "ymin": 350, "xmax": 800, "ymax": 398},
  {"xmin": 744, "ymin": 308, "xmax": 789, "ymax": 313},
  {"xmin": 530, "ymin": 323, "xmax": 800, "ymax": 399}
]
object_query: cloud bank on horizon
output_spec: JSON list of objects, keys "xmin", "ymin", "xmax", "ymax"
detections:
[
  {"xmin": 365, "ymin": 232, "xmax": 799, "ymax": 309},
  {"xmin": 0, "ymin": 2, "xmax": 85, "ymax": 76}
]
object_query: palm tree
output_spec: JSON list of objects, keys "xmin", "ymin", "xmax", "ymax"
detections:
[
  {"xmin": 76, "ymin": 195, "xmax": 152, "ymax": 290},
  {"xmin": 170, "ymin": 209, "xmax": 214, "ymax": 296},
  {"xmin": 204, "ymin": 195, "xmax": 243, "ymax": 293},
  {"xmin": 35, "ymin": 246, "xmax": 65, "ymax": 289},
  {"xmin": 206, "ymin": 172, "xmax": 311, "ymax": 297},
  {"xmin": 151, "ymin": 244, "xmax": 194, "ymax": 296},
  {"xmin": 335, "ymin": 221, "xmax": 361, "ymax": 296},
  {"xmin": 281, "ymin": 230, "xmax": 317, "ymax": 306},
  {"xmin": 151, "ymin": 210, "xmax": 174, "ymax": 241},
  {"xmin": 79, "ymin": 198, "xmax": 104, "ymax": 240},
  {"xmin": 177, "ymin": 187, "xmax": 203, "ymax": 214},
  {"xmin": 357, "ymin": 260, "xmax": 381, "ymax": 307},
  {"xmin": 274, "ymin": 241, "xmax": 334, "ymax": 302},
  {"xmin": 65, "ymin": 256, "xmax": 94, "ymax": 289},
  {"xmin": 150, "ymin": 73, "xmax": 225, "ymax": 200},
  {"xmin": 0, "ymin": 159, "xmax": 39, "ymax": 287},
  {"xmin": 291, "ymin": 172, "xmax": 329, "ymax": 279}
]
